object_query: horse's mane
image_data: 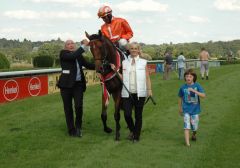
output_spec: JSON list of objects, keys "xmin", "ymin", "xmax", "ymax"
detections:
[
  {"xmin": 102, "ymin": 36, "xmax": 115, "ymax": 49},
  {"xmin": 103, "ymin": 37, "xmax": 117, "ymax": 64}
]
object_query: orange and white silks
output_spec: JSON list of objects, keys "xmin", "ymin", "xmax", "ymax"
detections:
[
  {"xmin": 99, "ymin": 51, "xmax": 121, "ymax": 107},
  {"xmin": 101, "ymin": 17, "xmax": 133, "ymax": 43}
]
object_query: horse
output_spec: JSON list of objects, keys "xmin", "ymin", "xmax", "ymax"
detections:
[{"xmin": 85, "ymin": 30, "xmax": 124, "ymax": 140}]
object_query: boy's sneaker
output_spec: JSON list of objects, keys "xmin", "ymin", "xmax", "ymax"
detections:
[
  {"xmin": 206, "ymin": 76, "xmax": 209, "ymax": 80},
  {"xmin": 191, "ymin": 135, "xmax": 197, "ymax": 141},
  {"xmin": 202, "ymin": 77, "xmax": 204, "ymax": 80}
]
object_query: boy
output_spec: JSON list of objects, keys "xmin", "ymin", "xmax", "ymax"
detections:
[{"xmin": 178, "ymin": 69, "xmax": 206, "ymax": 146}]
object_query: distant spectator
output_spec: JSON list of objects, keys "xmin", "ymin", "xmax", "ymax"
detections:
[
  {"xmin": 177, "ymin": 52, "xmax": 186, "ymax": 80},
  {"xmin": 199, "ymin": 48, "xmax": 210, "ymax": 80},
  {"xmin": 163, "ymin": 51, "xmax": 173, "ymax": 80},
  {"xmin": 227, "ymin": 50, "xmax": 233, "ymax": 62}
]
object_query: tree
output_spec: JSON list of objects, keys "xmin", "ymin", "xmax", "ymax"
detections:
[
  {"xmin": 142, "ymin": 46, "xmax": 156, "ymax": 59},
  {"xmin": 0, "ymin": 52, "xmax": 10, "ymax": 69},
  {"xmin": 237, "ymin": 50, "xmax": 240, "ymax": 58},
  {"xmin": 38, "ymin": 43, "xmax": 62, "ymax": 59}
]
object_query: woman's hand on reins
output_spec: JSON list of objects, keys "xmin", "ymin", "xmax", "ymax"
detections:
[
  {"xmin": 110, "ymin": 63, "xmax": 116, "ymax": 71},
  {"xmin": 147, "ymin": 89, "xmax": 153, "ymax": 97}
]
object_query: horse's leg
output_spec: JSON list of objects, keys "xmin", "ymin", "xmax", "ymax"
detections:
[
  {"xmin": 112, "ymin": 91, "xmax": 121, "ymax": 140},
  {"xmin": 101, "ymin": 95, "xmax": 112, "ymax": 133}
]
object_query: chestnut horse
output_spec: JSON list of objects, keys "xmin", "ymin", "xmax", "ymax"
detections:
[{"xmin": 86, "ymin": 31, "xmax": 124, "ymax": 140}]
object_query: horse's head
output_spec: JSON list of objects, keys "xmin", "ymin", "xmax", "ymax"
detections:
[{"xmin": 86, "ymin": 30, "xmax": 114, "ymax": 74}]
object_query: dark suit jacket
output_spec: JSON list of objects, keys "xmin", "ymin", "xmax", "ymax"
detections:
[{"xmin": 57, "ymin": 47, "xmax": 95, "ymax": 91}]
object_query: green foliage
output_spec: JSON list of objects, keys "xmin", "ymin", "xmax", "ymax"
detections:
[
  {"xmin": 83, "ymin": 52, "xmax": 94, "ymax": 63},
  {"xmin": 142, "ymin": 46, "xmax": 156, "ymax": 58},
  {"xmin": 218, "ymin": 57, "xmax": 227, "ymax": 60},
  {"xmin": 38, "ymin": 43, "xmax": 63, "ymax": 59},
  {"xmin": 27, "ymin": 52, "xmax": 39, "ymax": 63},
  {"xmin": 220, "ymin": 59, "xmax": 240, "ymax": 65},
  {"xmin": 165, "ymin": 46, "xmax": 174, "ymax": 53},
  {"xmin": 33, "ymin": 56, "xmax": 54, "ymax": 67},
  {"xmin": 237, "ymin": 50, "xmax": 240, "ymax": 58},
  {"xmin": 54, "ymin": 58, "xmax": 60, "ymax": 67},
  {"xmin": 0, "ymin": 38, "xmax": 64, "ymax": 62},
  {"xmin": 185, "ymin": 50, "xmax": 199, "ymax": 59},
  {"xmin": 1, "ymin": 38, "xmax": 240, "ymax": 66},
  {"xmin": 140, "ymin": 40, "xmax": 240, "ymax": 60},
  {"xmin": 0, "ymin": 52, "xmax": 10, "ymax": 69}
]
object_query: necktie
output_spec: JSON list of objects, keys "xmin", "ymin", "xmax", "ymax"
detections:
[
  {"xmin": 76, "ymin": 60, "xmax": 81, "ymax": 81},
  {"xmin": 131, "ymin": 58, "xmax": 135, "ymax": 65}
]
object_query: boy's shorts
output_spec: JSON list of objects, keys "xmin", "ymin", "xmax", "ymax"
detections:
[{"xmin": 183, "ymin": 113, "xmax": 199, "ymax": 131}]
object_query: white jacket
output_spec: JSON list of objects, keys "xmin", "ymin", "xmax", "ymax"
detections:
[{"xmin": 121, "ymin": 56, "xmax": 147, "ymax": 98}]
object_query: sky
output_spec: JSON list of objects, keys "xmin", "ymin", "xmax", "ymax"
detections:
[{"xmin": 1, "ymin": 0, "xmax": 240, "ymax": 44}]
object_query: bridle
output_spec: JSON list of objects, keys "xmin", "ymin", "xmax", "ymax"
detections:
[{"xmin": 89, "ymin": 37, "xmax": 111, "ymax": 73}]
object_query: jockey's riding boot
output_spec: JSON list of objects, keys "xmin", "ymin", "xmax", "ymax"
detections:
[{"xmin": 191, "ymin": 131, "xmax": 197, "ymax": 141}]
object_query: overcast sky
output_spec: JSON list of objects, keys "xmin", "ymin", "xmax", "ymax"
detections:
[{"xmin": 1, "ymin": 0, "xmax": 240, "ymax": 44}]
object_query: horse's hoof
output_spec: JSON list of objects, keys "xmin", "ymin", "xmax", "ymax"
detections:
[
  {"xmin": 104, "ymin": 127, "xmax": 112, "ymax": 133},
  {"xmin": 127, "ymin": 132, "xmax": 134, "ymax": 141}
]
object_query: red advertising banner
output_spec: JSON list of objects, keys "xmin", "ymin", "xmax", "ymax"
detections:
[
  {"xmin": 0, "ymin": 75, "xmax": 48, "ymax": 103},
  {"xmin": 147, "ymin": 64, "xmax": 156, "ymax": 74}
]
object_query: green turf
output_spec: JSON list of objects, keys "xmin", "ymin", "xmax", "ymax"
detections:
[{"xmin": 0, "ymin": 65, "xmax": 240, "ymax": 168}]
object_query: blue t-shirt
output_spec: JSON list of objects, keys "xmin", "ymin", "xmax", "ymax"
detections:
[{"xmin": 178, "ymin": 83, "xmax": 205, "ymax": 115}]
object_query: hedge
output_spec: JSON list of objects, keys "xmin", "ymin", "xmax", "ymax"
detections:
[
  {"xmin": 33, "ymin": 56, "xmax": 54, "ymax": 68},
  {"xmin": 220, "ymin": 59, "xmax": 240, "ymax": 65}
]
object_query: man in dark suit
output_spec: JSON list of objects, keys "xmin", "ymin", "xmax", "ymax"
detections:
[{"xmin": 57, "ymin": 39, "xmax": 95, "ymax": 137}]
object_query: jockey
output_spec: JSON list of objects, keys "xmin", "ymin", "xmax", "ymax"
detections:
[{"xmin": 98, "ymin": 5, "xmax": 133, "ymax": 52}]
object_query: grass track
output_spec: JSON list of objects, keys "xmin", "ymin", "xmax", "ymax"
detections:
[{"xmin": 0, "ymin": 65, "xmax": 240, "ymax": 168}]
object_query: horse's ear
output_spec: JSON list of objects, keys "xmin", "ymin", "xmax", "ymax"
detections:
[
  {"xmin": 98, "ymin": 30, "xmax": 102, "ymax": 37},
  {"xmin": 85, "ymin": 31, "xmax": 90, "ymax": 40}
]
